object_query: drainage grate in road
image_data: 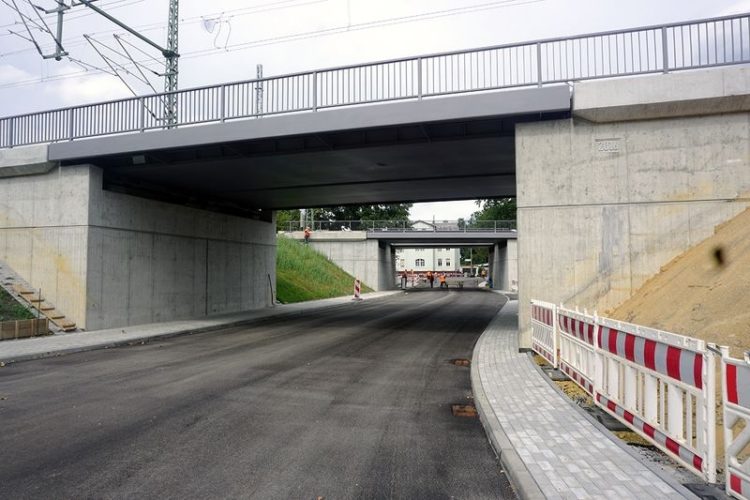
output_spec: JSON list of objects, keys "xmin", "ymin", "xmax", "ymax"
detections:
[
  {"xmin": 450, "ymin": 358, "xmax": 471, "ymax": 367},
  {"xmin": 451, "ymin": 404, "xmax": 478, "ymax": 417}
]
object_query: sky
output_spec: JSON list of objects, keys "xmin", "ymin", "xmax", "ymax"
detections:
[{"xmin": 1, "ymin": 0, "xmax": 749, "ymax": 220}]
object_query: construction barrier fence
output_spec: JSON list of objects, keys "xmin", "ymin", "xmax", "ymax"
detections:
[
  {"xmin": 530, "ymin": 301, "xmax": 717, "ymax": 483},
  {"xmin": 721, "ymin": 347, "xmax": 750, "ymax": 499}
]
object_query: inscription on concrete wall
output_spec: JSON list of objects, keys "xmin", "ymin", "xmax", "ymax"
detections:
[{"xmin": 595, "ymin": 138, "xmax": 622, "ymax": 154}]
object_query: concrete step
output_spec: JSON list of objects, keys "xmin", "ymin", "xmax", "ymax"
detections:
[
  {"xmin": 60, "ymin": 321, "xmax": 76, "ymax": 331},
  {"xmin": 9, "ymin": 282, "xmax": 78, "ymax": 333}
]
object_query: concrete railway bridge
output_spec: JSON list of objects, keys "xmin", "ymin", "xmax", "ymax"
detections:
[
  {"xmin": 282, "ymin": 224, "xmax": 518, "ymax": 292},
  {"xmin": 1, "ymin": 13, "xmax": 750, "ymax": 346}
]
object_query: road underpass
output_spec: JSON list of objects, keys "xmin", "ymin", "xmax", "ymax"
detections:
[{"xmin": 0, "ymin": 291, "xmax": 516, "ymax": 499}]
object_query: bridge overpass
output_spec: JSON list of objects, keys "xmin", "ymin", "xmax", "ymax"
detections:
[
  {"xmin": 1, "ymin": 13, "xmax": 750, "ymax": 343},
  {"xmin": 282, "ymin": 221, "xmax": 517, "ymax": 292}
]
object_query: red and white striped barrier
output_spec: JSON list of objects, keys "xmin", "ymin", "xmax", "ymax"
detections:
[
  {"xmin": 530, "ymin": 300, "xmax": 557, "ymax": 368},
  {"xmin": 353, "ymin": 278, "xmax": 362, "ymax": 300},
  {"xmin": 529, "ymin": 300, "xmax": 718, "ymax": 482},
  {"xmin": 595, "ymin": 316, "xmax": 715, "ymax": 482},
  {"xmin": 557, "ymin": 307, "xmax": 597, "ymax": 396},
  {"xmin": 720, "ymin": 347, "xmax": 750, "ymax": 499}
]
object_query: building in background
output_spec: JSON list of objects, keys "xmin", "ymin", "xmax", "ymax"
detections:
[{"xmin": 394, "ymin": 221, "xmax": 461, "ymax": 274}]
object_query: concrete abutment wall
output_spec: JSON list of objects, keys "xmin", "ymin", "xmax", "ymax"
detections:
[
  {"xmin": 0, "ymin": 160, "xmax": 276, "ymax": 331},
  {"xmin": 516, "ymin": 66, "xmax": 750, "ymax": 347},
  {"xmin": 298, "ymin": 231, "xmax": 395, "ymax": 291}
]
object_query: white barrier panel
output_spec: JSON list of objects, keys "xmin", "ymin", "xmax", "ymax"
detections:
[
  {"xmin": 556, "ymin": 307, "xmax": 597, "ymax": 395},
  {"xmin": 721, "ymin": 347, "xmax": 750, "ymax": 499},
  {"xmin": 594, "ymin": 317, "xmax": 716, "ymax": 483},
  {"xmin": 530, "ymin": 300, "xmax": 557, "ymax": 368}
]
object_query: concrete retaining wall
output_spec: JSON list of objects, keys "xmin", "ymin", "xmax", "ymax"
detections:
[
  {"xmin": 0, "ymin": 160, "xmax": 276, "ymax": 330},
  {"xmin": 293, "ymin": 231, "xmax": 395, "ymax": 291}
]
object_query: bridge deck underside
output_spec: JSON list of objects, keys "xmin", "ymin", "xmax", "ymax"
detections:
[{"xmin": 50, "ymin": 88, "xmax": 570, "ymax": 211}]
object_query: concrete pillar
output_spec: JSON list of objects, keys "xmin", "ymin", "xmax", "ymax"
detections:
[{"xmin": 491, "ymin": 240, "xmax": 518, "ymax": 292}]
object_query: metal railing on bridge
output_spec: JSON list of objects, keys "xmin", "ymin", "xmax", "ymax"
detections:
[
  {"xmin": 2, "ymin": 13, "xmax": 750, "ymax": 149},
  {"xmin": 280, "ymin": 220, "xmax": 517, "ymax": 233}
]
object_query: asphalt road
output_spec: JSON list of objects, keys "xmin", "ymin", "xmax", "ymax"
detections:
[{"xmin": 0, "ymin": 290, "xmax": 516, "ymax": 499}]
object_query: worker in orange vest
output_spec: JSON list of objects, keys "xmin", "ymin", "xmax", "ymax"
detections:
[{"xmin": 439, "ymin": 273, "xmax": 447, "ymax": 289}]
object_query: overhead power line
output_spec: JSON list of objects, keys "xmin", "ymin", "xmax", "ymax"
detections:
[{"xmin": 0, "ymin": 0, "xmax": 545, "ymax": 91}]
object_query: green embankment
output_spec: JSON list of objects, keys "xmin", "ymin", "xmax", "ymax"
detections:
[
  {"xmin": 0, "ymin": 288, "xmax": 35, "ymax": 322},
  {"xmin": 276, "ymin": 235, "xmax": 373, "ymax": 303}
]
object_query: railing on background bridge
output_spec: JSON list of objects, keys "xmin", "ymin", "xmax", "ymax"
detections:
[
  {"xmin": 530, "ymin": 301, "xmax": 717, "ymax": 483},
  {"xmin": 280, "ymin": 220, "xmax": 517, "ymax": 233},
  {"xmin": 3, "ymin": 13, "xmax": 750, "ymax": 148}
]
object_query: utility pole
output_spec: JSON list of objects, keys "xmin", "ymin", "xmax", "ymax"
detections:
[
  {"xmin": 164, "ymin": 0, "xmax": 179, "ymax": 125},
  {"xmin": 7, "ymin": 0, "xmax": 180, "ymax": 124},
  {"xmin": 255, "ymin": 64, "xmax": 264, "ymax": 116}
]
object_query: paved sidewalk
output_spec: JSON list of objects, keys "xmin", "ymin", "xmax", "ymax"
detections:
[
  {"xmin": 0, "ymin": 291, "xmax": 399, "ymax": 364},
  {"xmin": 471, "ymin": 299, "xmax": 697, "ymax": 499}
]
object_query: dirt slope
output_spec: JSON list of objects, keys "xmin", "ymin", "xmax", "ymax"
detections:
[{"xmin": 609, "ymin": 207, "xmax": 750, "ymax": 357}]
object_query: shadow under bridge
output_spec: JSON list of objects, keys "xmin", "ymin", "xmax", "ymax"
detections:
[{"xmin": 48, "ymin": 87, "xmax": 570, "ymax": 213}]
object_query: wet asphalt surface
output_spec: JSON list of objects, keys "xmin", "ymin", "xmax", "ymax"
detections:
[{"xmin": 0, "ymin": 290, "xmax": 516, "ymax": 499}]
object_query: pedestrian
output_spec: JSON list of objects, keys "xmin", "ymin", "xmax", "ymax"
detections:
[
  {"xmin": 401, "ymin": 269, "xmax": 408, "ymax": 289},
  {"xmin": 304, "ymin": 226, "xmax": 311, "ymax": 244},
  {"xmin": 427, "ymin": 270, "xmax": 434, "ymax": 288},
  {"xmin": 439, "ymin": 273, "xmax": 447, "ymax": 289}
]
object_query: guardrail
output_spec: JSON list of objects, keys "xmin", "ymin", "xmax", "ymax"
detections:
[
  {"xmin": 530, "ymin": 301, "xmax": 717, "ymax": 483},
  {"xmin": 280, "ymin": 220, "xmax": 517, "ymax": 232},
  {"xmin": 2, "ymin": 13, "xmax": 750, "ymax": 148}
]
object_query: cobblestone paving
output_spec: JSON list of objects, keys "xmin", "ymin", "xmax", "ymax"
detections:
[{"xmin": 474, "ymin": 300, "xmax": 695, "ymax": 499}]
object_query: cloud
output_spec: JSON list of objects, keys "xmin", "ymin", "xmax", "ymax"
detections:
[
  {"xmin": 45, "ymin": 73, "xmax": 130, "ymax": 105},
  {"xmin": 718, "ymin": 0, "xmax": 750, "ymax": 15},
  {"xmin": 0, "ymin": 64, "xmax": 34, "ymax": 85}
]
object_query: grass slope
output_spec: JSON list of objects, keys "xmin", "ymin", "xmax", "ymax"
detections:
[{"xmin": 276, "ymin": 236, "xmax": 373, "ymax": 303}]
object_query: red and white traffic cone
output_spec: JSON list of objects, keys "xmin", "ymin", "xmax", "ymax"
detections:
[{"xmin": 353, "ymin": 278, "xmax": 362, "ymax": 301}]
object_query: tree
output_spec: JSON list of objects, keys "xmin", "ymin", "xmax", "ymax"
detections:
[
  {"xmin": 459, "ymin": 198, "xmax": 517, "ymax": 268},
  {"xmin": 276, "ymin": 209, "xmax": 301, "ymax": 231},
  {"xmin": 470, "ymin": 198, "xmax": 516, "ymax": 223},
  {"xmin": 314, "ymin": 203, "xmax": 412, "ymax": 222}
]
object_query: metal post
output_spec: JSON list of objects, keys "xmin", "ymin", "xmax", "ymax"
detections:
[
  {"xmin": 255, "ymin": 64, "xmax": 264, "ymax": 116},
  {"xmin": 7, "ymin": 117, "xmax": 14, "ymax": 148},
  {"xmin": 68, "ymin": 108, "xmax": 74, "ymax": 141},
  {"xmin": 536, "ymin": 42, "xmax": 543, "ymax": 86},
  {"xmin": 139, "ymin": 97, "xmax": 145, "ymax": 131},
  {"xmin": 164, "ymin": 0, "xmax": 179, "ymax": 125},
  {"xmin": 220, "ymin": 84, "xmax": 226, "ymax": 122},
  {"xmin": 312, "ymin": 71, "xmax": 318, "ymax": 111},
  {"xmin": 417, "ymin": 57, "xmax": 423, "ymax": 99},
  {"xmin": 661, "ymin": 26, "xmax": 669, "ymax": 72}
]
